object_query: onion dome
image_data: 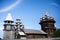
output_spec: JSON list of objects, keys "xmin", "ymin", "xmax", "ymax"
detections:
[
  {"xmin": 40, "ymin": 12, "xmax": 55, "ymax": 24},
  {"xmin": 5, "ymin": 13, "xmax": 13, "ymax": 21},
  {"xmin": 4, "ymin": 12, "xmax": 14, "ymax": 23},
  {"xmin": 40, "ymin": 12, "xmax": 54, "ymax": 20}
]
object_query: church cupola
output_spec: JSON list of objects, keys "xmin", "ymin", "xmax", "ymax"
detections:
[
  {"xmin": 39, "ymin": 12, "xmax": 56, "ymax": 37},
  {"xmin": 15, "ymin": 17, "xmax": 24, "ymax": 31},
  {"xmin": 40, "ymin": 12, "xmax": 55, "ymax": 23},
  {"xmin": 3, "ymin": 13, "xmax": 14, "ymax": 31},
  {"xmin": 14, "ymin": 17, "xmax": 26, "ymax": 39}
]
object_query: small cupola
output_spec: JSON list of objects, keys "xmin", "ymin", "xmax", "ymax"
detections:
[{"xmin": 4, "ymin": 13, "xmax": 14, "ymax": 24}]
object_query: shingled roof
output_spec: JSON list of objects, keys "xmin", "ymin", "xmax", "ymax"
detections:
[{"xmin": 24, "ymin": 29, "xmax": 47, "ymax": 34}]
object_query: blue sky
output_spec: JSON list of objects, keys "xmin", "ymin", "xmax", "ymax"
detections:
[{"xmin": 0, "ymin": 0, "xmax": 60, "ymax": 38}]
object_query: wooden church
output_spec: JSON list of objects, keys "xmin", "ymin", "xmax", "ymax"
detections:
[{"xmin": 3, "ymin": 12, "xmax": 56, "ymax": 40}]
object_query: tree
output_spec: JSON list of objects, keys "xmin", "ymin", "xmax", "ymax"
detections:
[{"xmin": 52, "ymin": 29, "xmax": 60, "ymax": 37}]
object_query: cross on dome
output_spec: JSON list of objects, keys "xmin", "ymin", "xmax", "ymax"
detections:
[
  {"xmin": 45, "ymin": 11, "xmax": 49, "ymax": 16},
  {"xmin": 17, "ymin": 16, "xmax": 20, "ymax": 19},
  {"xmin": 5, "ymin": 13, "xmax": 13, "ymax": 21}
]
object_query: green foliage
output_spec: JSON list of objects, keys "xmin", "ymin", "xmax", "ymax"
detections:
[{"xmin": 52, "ymin": 29, "xmax": 60, "ymax": 37}]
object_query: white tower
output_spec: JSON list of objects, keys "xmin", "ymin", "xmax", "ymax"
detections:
[{"xmin": 3, "ymin": 13, "xmax": 14, "ymax": 40}]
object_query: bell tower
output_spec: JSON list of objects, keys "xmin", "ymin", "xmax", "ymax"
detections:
[
  {"xmin": 39, "ymin": 12, "xmax": 56, "ymax": 37},
  {"xmin": 3, "ymin": 13, "xmax": 14, "ymax": 40}
]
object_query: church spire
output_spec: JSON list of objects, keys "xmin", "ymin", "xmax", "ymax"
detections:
[{"xmin": 5, "ymin": 12, "xmax": 13, "ymax": 21}]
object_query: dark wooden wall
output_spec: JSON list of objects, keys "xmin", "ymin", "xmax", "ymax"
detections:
[{"xmin": 26, "ymin": 34, "xmax": 48, "ymax": 39}]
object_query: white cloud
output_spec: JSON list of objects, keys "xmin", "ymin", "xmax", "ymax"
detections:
[
  {"xmin": 51, "ymin": 2, "xmax": 59, "ymax": 7},
  {"xmin": 0, "ymin": 0, "xmax": 22, "ymax": 13},
  {"xmin": 0, "ymin": 23, "xmax": 3, "ymax": 31},
  {"xmin": 0, "ymin": 30, "xmax": 3, "ymax": 38},
  {"xmin": 0, "ymin": 26, "xmax": 3, "ymax": 31}
]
